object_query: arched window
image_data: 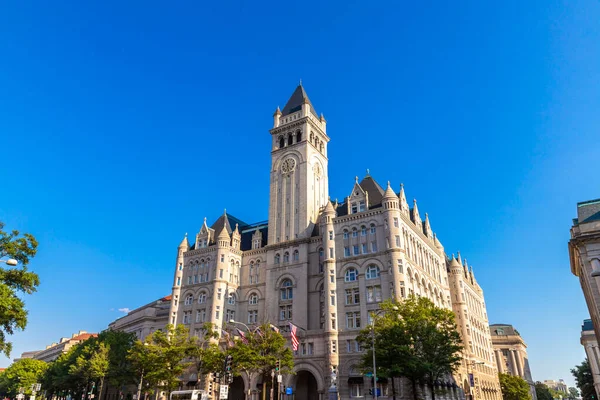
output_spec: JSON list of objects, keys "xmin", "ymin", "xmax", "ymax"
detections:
[
  {"xmin": 249, "ymin": 293, "xmax": 258, "ymax": 305},
  {"xmin": 343, "ymin": 229, "xmax": 349, "ymax": 239},
  {"xmin": 296, "ymin": 131, "xmax": 302, "ymax": 142},
  {"xmin": 280, "ymin": 279, "xmax": 293, "ymax": 300},
  {"xmin": 275, "ymin": 254, "xmax": 280, "ymax": 264},
  {"xmin": 366, "ymin": 265, "xmax": 380, "ymax": 280},
  {"xmin": 345, "ymin": 268, "xmax": 358, "ymax": 282},
  {"xmin": 288, "ymin": 134, "xmax": 293, "ymax": 146},
  {"xmin": 279, "ymin": 136, "xmax": 285, "ymax": 148},
  {"xmin": 198, "ymin": 292, "xmax": 207, "ymax": 304},
  {"xmin": 320, "ymin": 142, "xmax": 324, "ymax": 152},
  {"xmin": 361, "ymin": 225, "xmax": 367, "ymax": 236},
  {"xmin": 293, "ymin": 250, "xmax": 299, "ymax": 261},
  {"xmin": 283, "ymin": 252, "xmax": 289, "ymax": 263},
  {"xmin": 352, "ymin": 227, "xmax": 358, "ymax": 237},
  {"xmin": 185, "ymin": 294, "xmax": 194, "ymax": 305}
]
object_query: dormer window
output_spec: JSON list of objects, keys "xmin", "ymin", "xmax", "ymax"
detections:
[
  {"xmin": 359, "ymin": 201, "xmax": 365, "ymax": 212},
  {"xmin": 351, "ymin": 203, "xmax": 358, "ymax": 214}
]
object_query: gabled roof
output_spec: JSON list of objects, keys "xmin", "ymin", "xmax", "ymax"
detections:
[
  {"xmin": 359, "ymin": 176, "xmax": 385, "ymax": 207},
  {"xmin": 210, "ymin": 213, "xmax": 249, "ymax": 236},
  {"xmin": 281, "ymin": 84, "xmax": 318, "ymax": 117}
]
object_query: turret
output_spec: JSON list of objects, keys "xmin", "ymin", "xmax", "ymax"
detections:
[
  {"xmin": 231, "ymin": 223, "xmax": 241, "ymax": 250},
  {"xmin": 382, "ymin": 181, "xmax": 399, "ymax": 210},
  {"xmin": 302, "ymin": 96, "xmax": 311, "ymax": 117},
  {"xmin": 424, "ymin": 213, "xmax": 433, "ymax": 238},
  {"xmin": 399, "ymin": 183, "xmax": 409, "ymax": 217},
  {"xmin": 412, "ymin": 199, "xmax": 422, "ymax": 231},
  {"xmin": 168, "ymin": 233, "xmax": 188, "ymax": 326},
  {"xmin": 273, "ymin": 107, "xmax": 282, "ymax": 128}
]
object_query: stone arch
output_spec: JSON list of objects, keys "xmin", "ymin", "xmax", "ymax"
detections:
[
  {"xmin": 313, "ymin": 277, "xmax": 325, "ymax": 292},
  {"xmin": 359, "ymin": 258, "xmax": 385, "ymax": 273},
  {"xmin": 272, "ymin": 150, "xmax": 305, "ymax": 172},
  {"xmin": 284, "ymin": 361, "xmax": 326, "ymax": 392},
  {"xmin": 245, "ymin": 288, "xmax": 264, "ymax": 300},
  {"xmin": 275, "ymin": 273, "xmax": 296, "ymax": 288}
]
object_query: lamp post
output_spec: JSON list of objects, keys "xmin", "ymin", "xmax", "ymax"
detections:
[
  {"xmin": 370, "ymin": 308, "xmax": 396, "ymax": 400},
  {"xmin": 0, "ymin": 258, "xmax": 18, "ymax": 266},
  {"xmin": 136, "ymin": 343, "xmax": 149, "ymax": 400},
  {"xmin": 466, "ymin": 361, "xmax": 485, "ymax": 400}
]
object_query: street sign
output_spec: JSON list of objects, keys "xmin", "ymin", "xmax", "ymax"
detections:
[
  {"xmin": 219, "ymin": 384, "xmax": 229, "ymax": 400},
  {"xmin": 285, "ymin": 388, "xmax": 293, "ymax": 395},
  {"xmin": 277, "ymin": 375, "xmax": 282, "ymax": 383},
  {"xmin": 469, "ymin": 373, "xmax": 474, "ymax": 387}
]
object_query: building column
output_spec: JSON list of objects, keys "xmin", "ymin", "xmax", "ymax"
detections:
[
  {"xmin": 514, "ymin": 351, "xmax": 524, "ymax": 377},
  {"xmin": 495, "ymin": 350, "xmax": 504, "ymax": 373},
  {"xmin": 509, "ymin": 350, "xmax": 518, "ymax": 376}
]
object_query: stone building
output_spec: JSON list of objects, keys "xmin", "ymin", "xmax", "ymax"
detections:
[
  {"xmin": 167, "ymin": 84, "xmax": 500, "ymax": 400},
  {"xmin": 33, "ymin": 331, "xmax": 97, "ymax": 363},
  {"xmin": 581, "ymin": 319, "xmax": 600, "ymax": 397},
  {"xmin": 108, "ymin": 295, "xmax": 171, "ymax": 341},
  {"xmin": 489, "ymin": 324, "xmax": 536, "ymax": 400},
  {"xmin": 570, "ymin": 199, "xmax": 600, "ymax": 345},
  {"xmin": 542, "ymin": 380, "xmax": 568, "ymax": 394}
]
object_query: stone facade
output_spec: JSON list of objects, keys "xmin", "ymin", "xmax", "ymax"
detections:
[
  {"xmin": 489, "ymin": 324, "xmax": 536, "ymax": 400},
  {"xmin": 570, "ymin": 199, "xmax": 600, "ymax": 348},
  {"xmin": 168, "ymin": 85, "xmax": 500, "ymax": 400},
  {"xmin": 581, "ymin": 319, "xmax": 600, "ymax": 397},
  {"xmin": 108, "ymin": 295, "xmax": 171, "ymax": 341},
  {"xmin": 33, "ymin": 331, "xmax": 97, "ymax": 363}
]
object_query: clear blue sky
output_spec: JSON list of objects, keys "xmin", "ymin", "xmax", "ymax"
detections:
[{"xmin": 1, "ymin": 0, "xmax": 599, "ymax": 387}]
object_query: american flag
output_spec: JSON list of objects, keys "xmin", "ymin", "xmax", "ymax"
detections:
[
  {"xmin": 289, "ymin": 322, "xmax": 299, "ymax": 351},
  {"xmin": 269, "ymin": 324, "xmax": 280, "ymax": 333},
  {"xmin": 236, "ymin": 328, "xmax": 248, "ymax": 344},
  {"xmin": 221, "ymin": 329, "xmax": 234, "ymax": 347}
]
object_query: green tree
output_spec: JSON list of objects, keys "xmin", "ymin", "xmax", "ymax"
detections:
[
  {"xmin": 227, "ymin": 323, "xmax": 294, "ymax": 400},
  {"xmin": 0, "ymin": 358, "xmax": 47, "ymax": 396},
  {"xmin": 572, "ymin": 359, "xmax": 596, "ymax": 400},
  {"xmin": 129, "ymin": 324, "xmax": 196, "ymax": 398},
  {"xmin": 0, "ymin": 221, "xmax": 39, "ymax": 357},
  {"xmin": 498, "ymin": 373, "xmax": 531, "ymax": 400},
  {"xmin": 356, "ymin": 297, "xmax": 463, "ymax": 400},
  {"xmin": 99, "ymin": 329, "xmax": 137, "ymax": 392},
  {"xmin": 568, "ymin": 387, "xmax": 580, "ymax": 400},
  {"xmin": 189, "ymin": 323, "xmax": 226, "ymax": 377},
  {"xmin": 535, "ymin": 382, "xmax": 554, "ymax": 400},
  {"xmin": 69, "ymin": 340, "xmax": 110, "ymax": 399}
]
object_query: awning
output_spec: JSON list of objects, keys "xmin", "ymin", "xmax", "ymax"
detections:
[{"xmin": 348, "ymin": 377, "xmax": 364, "ymax": 384}]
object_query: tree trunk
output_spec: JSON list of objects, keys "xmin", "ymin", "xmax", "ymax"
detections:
[
  {"xmin": 430, "ymin": 382, "xmax": 435, "ymax": 400},
  {"xmin": 411, "ymin": 380, "xmax": 418, "ymax": 400},
  {"xmin": 98, "ymin": 378, "xmax": 105, "ymax": 400},
  {"xmin": 391, "ymin": 377, "xmax": 397, "ymax": 400}
]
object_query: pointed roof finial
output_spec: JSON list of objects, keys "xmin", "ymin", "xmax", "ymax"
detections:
[
  {"xmin": 299, "ymin": 78, "xmax": 302, "ymax": 86},
  {"xmin": 387, "ymin": 181, "xmax": 391, "ymax": 188},
  {"xmin": 366, "ymin": 168, "xmax": 370, "ymax": 176},
  {"xmin": 355, "ymin": 176, "xmax": 359, "ymax": 183},
  {"xmin": 457, "ymin": 251, "xmax": 462, "ymax": 265},
  {"xmin": 223, "ymin": 208, "xmax": 227, "ymax": 215}
]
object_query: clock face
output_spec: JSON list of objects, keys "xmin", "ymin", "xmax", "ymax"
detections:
[{"xmin": 281, "ymin": 158, "xmax": 296, "ymax": 174}]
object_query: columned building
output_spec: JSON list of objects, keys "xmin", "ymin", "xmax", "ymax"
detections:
[
  {"xmin": 581, "ymin": 319, "xmax": 600, "ymax": 397},
  {"xmin": 570, "ymin": 199, "xmax": 600, "ymax": 344},
  {"xmin": 489, "ymin": 324, "xmax": 536, "ymax": 400},
  {"xmin": 168, "ymin": 84, "xmax": 500, "ymax": 400}
]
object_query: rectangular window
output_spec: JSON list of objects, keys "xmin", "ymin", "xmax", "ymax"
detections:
[
  {"xmin": 366, "ymin": 286, "xmax": 382, "ymax": 303},
  {"xmin": 350, "ymin": 384, "xmax": 362, "ymax": 398},
  {"xmin": 355, "ymin": 340, "xmax": 362, "ymax": 352},
  {"xmin": 193, "ymin": 275, "xmax": 198, "ymax": 284},
  {"xmin": 361, "ymin": 227, "xmax": 367, "ymax": 236},
  {"xmin": 362, "ymin": 243, "xmax": 368, "ymax": 254},
  {"xmin": 196, "ymin": 309, "xmax": 206, "ymax": 323},
  {"xmin": 359, "ymin": 200, "xmax": 365, "ymax": 212},
  {"xmin": 351, "ymin": 203, "xmax": 358, "ymax": 214},
  {"xmin": 346, "ymin": 312, "xmax": 361, "ymax": 328},
  {"xmin": 401, "ymin": 287, "xmax": 406, "ymax": 298},
  {"xmin": 308, "ymin": 343, "xmax": 314, "ymax": 354},
  {"xmin": 331, "ymin": 313, "xmax": 336, "ymax": 330},
  {"xmin": 370, "ymin": 225, "xmax": 376, "ymax": 234},
  {"xmin": 329, "ymin": 248, "xmax": 334, "ymax": 258},
  {"xmin": 347, "ymin": 340, "xmax": 353, "ymax": 353},
  {"xmin": 344, "ymin": 247, "xmax": 350, "ymax": 257},
  {"xmin": 332, "ymin": 340, "xmax": 337, "ymax": 353},
  {"xmin": 352, "ymin": 230, "xmax": 358, "ymax": 237},
  {"xmin": 393, "ymin": 217, "xmax": 399, "ymax": 227},
  {"xmin": 226, "ymin": 310, "xmax": 235, "ymax": 322},
  {"xmin": 229, "ymin": 273, "xmax": 233, "ymax": 282},
  {"xmin": 219, "ymin": 269, "xmax": 223, "ymax": 278},
  {"xmin": 301, "ymin": 343, "xmax": 307, "ymax": 355},
  {"xmin": 220, "ymin": 254, "xmax": 224, "ymax": 262},
  {"xmin": 371, "ymin": 241, "xmax": 378, "ymax": 252},
  {"xmin": 343, "ymin": 231, "xmax": 349, "ymax": 239},
  {"xmin": 177, "ymin": 277, "xmax": 181, "ymax": 286},
  {"xmin": 397, "ymin": 260, "xmax": 403, "ymax": 274},
  {"xmin": 183, "ymin": 311, "xmax": 192, "ymax": 324},
  {"xmin": 395, "ymin": 235, "xmax": 400, "ymax": 247},
  {"xmin": 218, "ymin": 288, "xmax": 222, "ymax": 300},
  {"xmin": 279, "ymin": 305, "xmax": 292, "ymax": 320},
  {"xmin": 330, "ymin": 294, "xmax": 335, "ymax": 306},
  {"xmin": 345, "ymin": 288, "xmax": 360, "ymax": 305},
  {"xmin": 330, "ymin": 274, "xmax": 334, "ymax": 283},
  {"xmin": 353, "ymin": 245, "xmax": 359, "ymax": 255},
  {"xmin": 187, "ymin": 276, "xmax": 192, "ymax": 285},
  {"xmin": 329, "ymin": 231, "xmax": 334, "ymax": 240}
]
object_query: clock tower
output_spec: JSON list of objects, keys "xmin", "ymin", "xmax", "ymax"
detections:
[{"xmin": 267, "ymin": 84, "xmax": 330, "ymax": 245}]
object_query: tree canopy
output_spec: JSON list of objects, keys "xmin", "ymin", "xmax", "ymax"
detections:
[
  {"xmin": 572, "ymin": 359, "xmax": 596, "ymax": 400},
  {"xmin": 0, "ymin": 358, "xmax": 47, "ymax": 397},
  {"xmin": 356, "ymin": 297, "xmax": 463, "ymax": 400},
  {"xmin": 535, "ymin": 382, "xmax": 554, "ymax": 400},
  {"xmin": 498, "ymin": 373, "xmax": 531, "ymax": 400},
  {"xmin": 0, "ymin": 221, "xmax": 39, "ymax": 357}
]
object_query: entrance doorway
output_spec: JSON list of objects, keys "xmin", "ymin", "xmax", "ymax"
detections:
[
  {"xmin": 294, "ymin": 371, "xmax": 318, "ymax": 400},
  {"xmin": 229, "ymin": 376, "xmax": 245, "ymax": 400}
]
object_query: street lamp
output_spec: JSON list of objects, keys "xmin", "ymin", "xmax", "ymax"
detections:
[
  {"xmin": 370, "ymin": 307, "xmax": 397, "ymax": 400},
  {"xmin": 229, "ymin": 319, "xmax": 250, "ymax": 332},
  {"xmin": 0, "ymin": 258, "xmax": 18, "ymax": 266}
]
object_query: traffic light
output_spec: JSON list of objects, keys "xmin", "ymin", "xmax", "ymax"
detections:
[
  {"xmin": 275, "ymin": 360, "xmax": 280, "ymax": 371},
  {"xmin": 213, "ymin": 372, "xmax": 221, "ymax": 383},
  {"xmin": 224, "ymin": 355, "xmax": 233, "ymax": 373}
]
